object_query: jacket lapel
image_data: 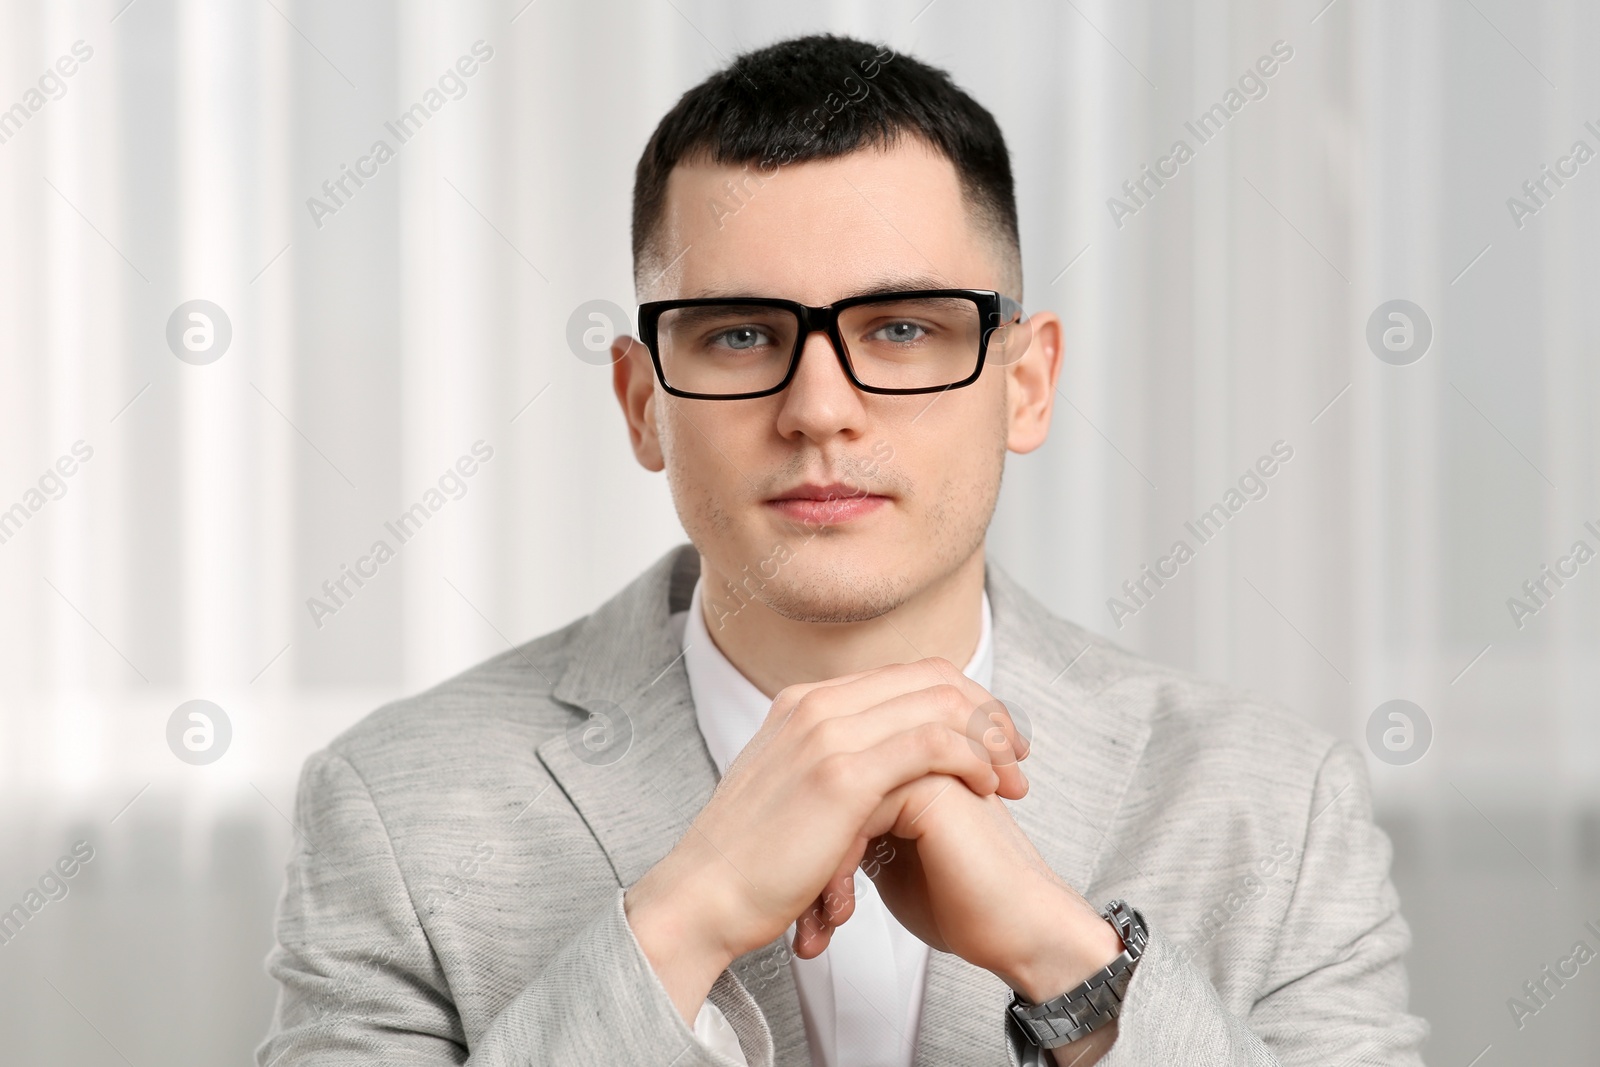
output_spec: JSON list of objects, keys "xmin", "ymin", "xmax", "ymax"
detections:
[
  {"xmin": 535, "ymin": 546, "xmax": 809, "ymax": 1064},
  {"xmin": 912, "ymin": 565, "xmax": 1154, "ymax": 1066}
]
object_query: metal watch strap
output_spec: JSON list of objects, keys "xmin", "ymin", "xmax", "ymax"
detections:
[{"xmin": 1007, "ymin": 900, "xmax": 1149, "ymax": 1049}]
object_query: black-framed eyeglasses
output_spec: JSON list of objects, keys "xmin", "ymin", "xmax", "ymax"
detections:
[{"xmin": 636, "ymin": 288, "xmax": 1026, "ymax": 400}]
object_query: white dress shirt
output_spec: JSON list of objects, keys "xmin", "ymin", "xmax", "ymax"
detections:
[{"xmin": 670, "ymin": 577, "xmax": 994, "ymax": 1067}]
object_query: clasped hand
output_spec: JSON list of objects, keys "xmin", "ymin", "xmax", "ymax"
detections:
[{"xmin": 626, "ymin": 658, "xmax": 1122, "ymax": 1025}]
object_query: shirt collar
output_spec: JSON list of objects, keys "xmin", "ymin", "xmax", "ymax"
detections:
[{"xmin": 677, "ymin": 577, "xmax": 995, "ymax": 775}]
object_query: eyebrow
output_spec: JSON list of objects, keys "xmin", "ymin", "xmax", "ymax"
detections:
[{"xmin": 684, "ymin": 273, "xmax": 954, "ymax": 303}]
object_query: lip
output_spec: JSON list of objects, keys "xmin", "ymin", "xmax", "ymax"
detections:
[{"xmin": 764, "ymin": 482, "xmax": 891, "ymax": 526}]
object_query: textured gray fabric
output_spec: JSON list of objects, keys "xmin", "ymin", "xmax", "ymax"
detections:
[{"xmin": 258, "ymin": 545, "xmax": 1429, "ymax": 1066}]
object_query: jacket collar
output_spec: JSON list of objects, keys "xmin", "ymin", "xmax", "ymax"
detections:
[{"xmin": 538, "ymin": 545, "xmax": 1152, "ymax": 1066}]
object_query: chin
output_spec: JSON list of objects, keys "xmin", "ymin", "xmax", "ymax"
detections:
[
  {"xmin": 757, "ymin": 570, "xmax": 912, "ymax": 624},
  {"xmin": 707, "ymin": 540, "xmax": 919, "ymax": 625}
]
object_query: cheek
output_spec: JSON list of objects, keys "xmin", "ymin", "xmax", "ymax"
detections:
[
  {"xmin": 893, "ymin": 408, "xmax": 1005, "ymax": 527},
  {"xmin": 950, "ymin": 400, "xmax": 1008, "ymax": 517},
  {"xmin": 908, "ymin": 391, "xmax": 1007, "ymax": 491},
  {"xmin": 658, "ymin": 408, "xmax": 744, "ymax": 537},
  {"xmin": 662, "ymin": 407, "xmax": 735, "ymax": 483},
  {"xmin": 658, "ymin": 416, "xmax": 701, "ymax": 502},
  {"xmin": 934, "ymin": 443, "xmax": 1003, "ymax": 518}
]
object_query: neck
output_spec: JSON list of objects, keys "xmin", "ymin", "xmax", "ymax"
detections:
[{"xmin": 697, "ymin": 549, "xmax": 987, "ymax": 698}]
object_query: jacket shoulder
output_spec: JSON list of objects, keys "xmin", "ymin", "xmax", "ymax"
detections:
[
  {"xmin": 1095, "ymin": 637, "xmax": 1337, "ymax": 772},
  {"xmin": 322, "ymin": 616, "xmax": 585, "ymax": 783},
  {"xmin": 989, "ymin": 564, "xmax": 1336, "ymax": 778}
]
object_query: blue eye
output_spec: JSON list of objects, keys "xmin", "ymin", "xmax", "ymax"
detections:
[
  {"xmin": 870, "ymin": 321, "xmax": 928, "ymax": 344},
  {"xmin": 711, "ymin": 326, "xmax": 773, "ymax": 350}
]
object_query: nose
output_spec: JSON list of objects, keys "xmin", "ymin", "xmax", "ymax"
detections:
[{"xmin": 772, "ymin": 329, "xmax": 869, "ymax": 445}]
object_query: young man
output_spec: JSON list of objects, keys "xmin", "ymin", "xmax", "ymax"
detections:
[{"xmin": 259, "ymin": 34, "xmax": 1428, "ymax": 1067}]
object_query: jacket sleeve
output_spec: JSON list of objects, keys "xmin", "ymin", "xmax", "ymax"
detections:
[
  {"xmin": 1007, "ymin": 741, "xmax": 1429, "ymax": 1066},
  {"xmin": 256, "ymin": 748, "xmax": 770, "ymax": 1066}
]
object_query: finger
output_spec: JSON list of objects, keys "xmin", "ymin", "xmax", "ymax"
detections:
[
  {"xmin": 761, "ymin": 660, "xmax": 1027, "ymax": 791},
  {"xmin": 969, "ymin": 697, "xmax": 1031, "ymax": 770},
  {"xmin": 792, "ymin": 910, "xmax": 831, "ymax": 958},
  {"xmin": 821, "ymin": 720, "xmax": 1005, "ymax": 819},
  {"xmin": 765, "ymin": 663, "xmax": 911, "ymax": 723},
  {"xmin": 793, "ymin": 888, "xmax": 848, "ymax": 957},
  {"xmin": 819, "ymin": 851, "xmax": 860, "ymax": 927},
  {"xmin": 791, "ymin": 838, "xmax": 863, "ymax": 956},
  {"xmin": 777, "ymin": 659, "xmax": 989, "ymax": 726},
  {"xmin": 860, "ymin": 773, "xmax": 961, "ymax": 841},
  {"xmin": 737, "ymin": 665, "xmax": 894, "ymax": 761},
  {"xmin": 799, "ymin": 685, "xmax": 1028, "ymax": 797},
  {"xmin": 793, "ymin": 662, "xmax": 1026, "ymax": 769}
]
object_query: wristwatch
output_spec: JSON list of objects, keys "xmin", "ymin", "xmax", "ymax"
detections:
[{"xmin": 1007, "ymin": 900, "xmax": 1149, "ymax": 1049}]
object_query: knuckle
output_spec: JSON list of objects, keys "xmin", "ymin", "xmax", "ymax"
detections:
[
  {"xmin": 807, "ymin": 715, "xmax": 847, "ymax": 753},
  {"xmin": 810, "ymin": 753, "xmax": 855, "ymax": 793},
  {"xmin": 774, "ymin": 689, "xmax": 822, "ymax": 735},
  {"xmin": 915, "ymin": 720, "xmax": 952, "ymax": 756},
  {"xmin": 792, "ymin": 689, "xmax": 834, "ymax": 724},
  {"xmin": 772, "ymin": 683, "xmax": 807, "ymax": 712}
]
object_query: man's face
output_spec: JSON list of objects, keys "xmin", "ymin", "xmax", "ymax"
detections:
[{"xmin": 614, "ymin": 137, "xmax": 1059, "ymax": 624}]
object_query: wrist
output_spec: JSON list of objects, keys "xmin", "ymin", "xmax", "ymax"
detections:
[
  {"xmin": 1001, "ymin": 899, "xmax": 1125, "ymax": 1004},
  {"xmin": 1007, "ymin": 899, "xmax": 1146, "ymax": 1058},
  {"xmin": 625, "ymin": 857, "xmax": 741, "ymax": 1021}
]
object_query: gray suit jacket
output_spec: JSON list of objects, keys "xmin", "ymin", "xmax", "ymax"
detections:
[{"xmin": 258, "ymin": 545, "xmax": 1429, "ymax": 1066}]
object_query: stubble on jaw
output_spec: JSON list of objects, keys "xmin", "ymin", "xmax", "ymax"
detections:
[{"xmin": 659, "ymin": 400, "xmax": 1009, "ymax": 627}]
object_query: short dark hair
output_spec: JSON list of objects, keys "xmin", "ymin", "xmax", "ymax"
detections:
[{"xmin": 631, "ymin": 33, "xmax": 1022, "ymax": 298}]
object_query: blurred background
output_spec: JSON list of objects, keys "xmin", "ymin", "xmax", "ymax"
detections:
[{"xmin": 1, "ymin": 0, "xmax": 1596, "ymax": 1062}]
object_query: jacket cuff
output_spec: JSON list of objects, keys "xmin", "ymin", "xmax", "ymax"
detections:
[
  {"xmin": 612, "ymin": 888, "xmax": 774, "ymax": 1067},
  {"xmin": 1097, "ymin": 924, "xmax": 1268, "ymax": 1065}
]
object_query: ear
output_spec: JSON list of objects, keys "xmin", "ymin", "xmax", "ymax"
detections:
[
  {"xmin": 1001, "ymin": 309, "xmax": 1063, "ymax": 454},
  {"xmin": 611, "ymin": 334, "xmax": 665, "ymax": 471}
]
